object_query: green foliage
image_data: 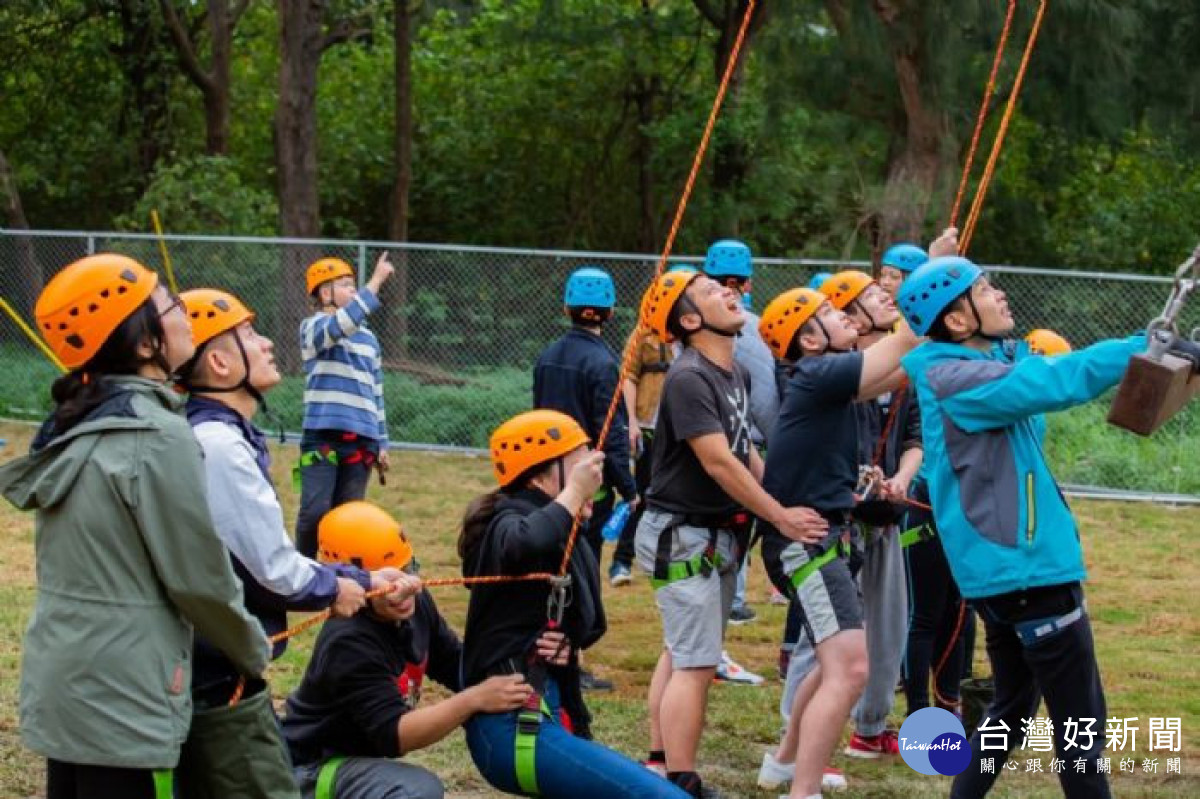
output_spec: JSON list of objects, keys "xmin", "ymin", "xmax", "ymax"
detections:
[{"xmin": 116, "ymin": 156, "xmax": 279, "ymax": 236}]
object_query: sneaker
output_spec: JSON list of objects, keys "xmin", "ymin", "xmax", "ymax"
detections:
[
  {"xmin": 760, "ymin": 753, "xmax": 847, "ymax": 792},
  {"xmin": 844, "ymin": 729, "xmax": 900, "ymax": 758},
  {"xmin": 579, "ymin": 668, "xmax": 614, "ymax": 692},
  {"xmin": 757, "ymin": 751, "xmax": 793, "ymax": 789},
  {"xmin": 821, "ymin": 767, "xmax": 848, "ymax": 791},
  {"xmin": 643, "ymin": 760, "xmax": 667, "ymax": 778},
  {"xmin": 609, "ymin": 562, "xmax": 633, "ymax": 587},
  {"xmin": 714, "ymin": 651, "xmax": 764, "ymax": 686},
  {"xmin": 728, "ymin": 605, "xmax": 757, "ymax": 625},
  {"xmin": 769, "ymin": 589, "xmax": 790, "ymax": 606}
]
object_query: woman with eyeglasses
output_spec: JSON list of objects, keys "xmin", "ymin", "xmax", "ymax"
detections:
[{"xmin": 0, "ymin": 254, "xmax": 270, "ymax": 799}]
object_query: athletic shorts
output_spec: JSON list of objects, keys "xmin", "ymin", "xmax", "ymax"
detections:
[
  {"xmin": 635, "ymin": 508, "xmax": 737, "ymax": 669},
  {"xmin": 762, "ymin": 524, "xmax": 864, "ymax": 647}
]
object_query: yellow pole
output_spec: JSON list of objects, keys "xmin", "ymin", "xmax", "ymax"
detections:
[
  {"xmin": 150, "ymin": 209, "xmax": 179, "ymax": 293},
  {"xmin": 0, "ymin": 296, "xmax": 66, "ymax": 372}
]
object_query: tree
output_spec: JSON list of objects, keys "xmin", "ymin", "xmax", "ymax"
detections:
[
  {"xmin": 0, "ymin": 149, "xmax": 43, "ymax": 319},
  {"xmin": 159, "ymin": 0, "xmax": 255, "ymax": 156}
]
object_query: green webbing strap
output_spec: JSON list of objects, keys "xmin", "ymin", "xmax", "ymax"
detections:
[
  {"xmin": 899, "ymin": 523, "xmax": 936, "ymax": 549},
  {"xmin": 649, "ymin": 551, "xmax": 728, "ymax": 590},
  {"xmin": 788, "ymin": 542, "xmax": 845, "ymax": 593},
  {"xmin": 514, "ymin": 699, "xmax": 551, "ymax": 795},
  {"xmin": 316, "ymin": 756, "xmax": 347, "ymax": 799},
  {"xmin": 593, "ymin": 485, "xmax": 610, "ymax": 502},
  {"xmin": 151, "ymin": 770, "xmax": 173, "ymax": 799},
  {"xmin": 294, "ymin": 449, "xmax": 340, "ymax": 490}
]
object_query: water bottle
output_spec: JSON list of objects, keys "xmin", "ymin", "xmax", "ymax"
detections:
[{"xmin": 601, "ymin": 500, "xmax": 632, "ymax": 542}]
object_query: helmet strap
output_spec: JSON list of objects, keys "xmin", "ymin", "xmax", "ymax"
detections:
[
  {"xmin": 952, "ymin": 293, "xmax": 1002, "ymax": 344},
  {"xmin": 812, "ymin": 315, "xmax": 851, "ymax": 355},
  {"xmin": 678, "ymin": 293, "xmax": 738, "ymax": 340},
  {"xmin": 850, "ymin": 298, "xmax": 892, "ymax": 334}
]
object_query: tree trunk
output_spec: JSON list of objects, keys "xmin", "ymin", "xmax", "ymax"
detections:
[
  {"xmin": 387, "ymin": 0, "xmax": 415, "ymax": 357},
  {"xmin": 0, "ymin": 149, "xmax": 43, "ymax": 320},
  {"xmin": 871, "ymin": 1, "xmax": 945, "ymax": 255},
  {"xmin": 206, "ymin": 0, "xmax": 233, "ymax": 155},
  {"xmin": 701, "ymin": 0, "xmax": 766, "ymax": 237},
  {"xmin": 116, "ymin": 0, "xmax": 172, "ymax": 182},
  {"xmin": 632, "ymin": 74, "xmax": 659, "ymax": 252},
  {"xmin": 275, "ymin": 0, "xmax": 325, "ymax": 373}
]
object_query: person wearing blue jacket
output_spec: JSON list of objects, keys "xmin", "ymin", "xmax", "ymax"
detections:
[{"xmin": 897, "ymin": 256, "xmax": 1200, "ymax": 798}]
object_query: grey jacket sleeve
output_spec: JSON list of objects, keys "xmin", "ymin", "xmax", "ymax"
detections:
[
  {"xmin": 135, "ymin": 423, "xmax": 270, "ymax": 677},
  {"xmin": 735, "ymin": 317, "xmax": 781, "ymax": 445}
]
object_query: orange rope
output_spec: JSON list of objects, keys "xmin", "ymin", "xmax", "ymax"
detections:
[
  {"xmin": 230, "ymin": 2, "xmax": 763, "ymax": 707},
  {"xmin": 948, "ymin": 0, "xmax": 1017, "ymax": 230},
  {"xmin": 559, "ymin": 0, "xmax": 760, "ymax": 575},
  {"xmin": 931, "ymin": 599, "xmax": 969, "ymax": 709},
  {"xmin": 960, "ymin": 0, "xmax": 1047, "ymax": 254}
]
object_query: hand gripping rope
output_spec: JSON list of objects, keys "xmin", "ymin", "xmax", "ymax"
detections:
[{"xmin": 231, "ymin": 0, "xmax": 762, "ymax": 707}]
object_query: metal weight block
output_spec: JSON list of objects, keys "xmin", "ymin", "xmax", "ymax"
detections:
[{"xmin": 1108, "ymin": 350, "xmax": 1200, "ymax": 436}]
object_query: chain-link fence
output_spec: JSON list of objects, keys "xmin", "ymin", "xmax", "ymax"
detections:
[{"xmin": 3, "ymin": 228, "xmax": 1198, "ymax": 493}]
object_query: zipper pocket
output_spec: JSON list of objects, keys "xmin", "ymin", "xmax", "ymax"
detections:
[{"xmin": 1025, "ymin": 471, "xmax": 1036, "ymax": 547}]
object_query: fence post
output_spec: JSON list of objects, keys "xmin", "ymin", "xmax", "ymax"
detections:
[
  {"xmin": 86, "ymin": 234, "xmax": 95, "ymax": 255},
  {"xmin": 357, "ymin": 243, "xmax": 367, "ymax": 288}
]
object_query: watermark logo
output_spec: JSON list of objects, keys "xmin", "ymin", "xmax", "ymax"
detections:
[{"xmin": 898, "ymin": 707, "xmax": 971, "ymax": 776}]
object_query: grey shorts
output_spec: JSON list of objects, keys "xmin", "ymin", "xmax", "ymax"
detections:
[
  {"xmin": 770, "ymin": 534, "xmax": 864, "ymax": 647},
  {"xmin": 295, "ymin": 757, "xmax": 444, "ymax": 799},
  {"xmin": 634, "ymin": 508, "xmax": 738, "ymax": 669}
]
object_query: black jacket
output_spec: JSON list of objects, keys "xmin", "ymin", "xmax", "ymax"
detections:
[
  {"xmin": 533, "ymin": 327, "xmax": 636, "ymax": 500},
  {"xmin": 281, "ymin": 593, "xmax": 462, "ymax": 766}
]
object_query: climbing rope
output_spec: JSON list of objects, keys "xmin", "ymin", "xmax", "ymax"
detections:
[
  {"xmin": 229, "ymin": 0, "xmax": 763, "ymax": 706},
  {"xmin": 948, "ymin": 0, "xmax": 1017, "ymax": 231},
  {"xmin": 558, "ymin": 0, "xmax": 760, "ymax": 575},
  {"xmin": 955, "ymin": 0, "xmax": 1047, "ymax": 255}
]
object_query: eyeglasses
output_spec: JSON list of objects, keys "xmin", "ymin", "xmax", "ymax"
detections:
[{"xmin": 157, "ymin": 293, "xmax": 185, "ymax": 319}]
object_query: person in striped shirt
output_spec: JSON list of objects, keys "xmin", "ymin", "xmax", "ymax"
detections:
[{"xmin": 295, "ymin": 253, "xmax": 395, "ymax": 558}]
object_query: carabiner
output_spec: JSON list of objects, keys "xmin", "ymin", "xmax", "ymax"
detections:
[{"xmin": 546, "ymin": 575, "xmax": 573, "ymax": 628}]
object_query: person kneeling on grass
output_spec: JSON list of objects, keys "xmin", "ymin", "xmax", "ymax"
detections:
[
  {"xmin": 282, "ymin": 501, "xmax": 550, "ymax": 799},
  {"xmin": 458, "ymin": 410, "xmax": 691, "ymax": 798}
]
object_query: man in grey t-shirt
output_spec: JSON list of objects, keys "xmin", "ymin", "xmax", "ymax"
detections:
[{"xmin": 634, "ymin": 267, "xmax": 827, "ymax": 798}]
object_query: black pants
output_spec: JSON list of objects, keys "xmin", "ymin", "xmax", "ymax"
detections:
[
  {"xmin": 47, "ymin": 760, "xmax": 168, "ymax": 799},
  {"xmin": 295, "ymin": 430, "xmax": 377, "ymax": 558},
  {"xmin": 901, "ymin": 488, "xmax": 967, "ymax": 712},
  {"xmin": 950, "ymin": 582, "xmax": 1110, "ymax": 799},
  {"xmin": 613, "ymin": 431, "xmax": 654, "ymax": 569}
]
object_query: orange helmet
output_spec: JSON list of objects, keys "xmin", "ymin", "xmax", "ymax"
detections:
[
  {"xmin": 1025, "ymin": 329, "xmax": 1072, "ymax": 357},
  {"xmin": 305, "ymin": 257, "xmax": 355, "ymax": 295},
  {"xmin": 759, "ymin": 288, "xmax": 826, "ymax": 360},
  {"xmin": 819, "ymin": 270, "xmax": 874, "ymax": 311},
  {"xmin": 181, "ymin": 289, "xmax": 255, "ymax": 349},
  {"xmin": 318, "ymin": 501, "xmax": 414, "ymax": 571},
  {"xmin": 640, "ymin": 268, "xmax": 700, "ymax": 343},
  {"xmin": 36, "ymin": 254, "xmax": 159, "ymax": 369},
  {"xmin": 490, "ymin": 410, "xmax": 590, "ymax": 487}
]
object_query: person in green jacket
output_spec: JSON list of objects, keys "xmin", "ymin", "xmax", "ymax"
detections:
[{"xmin": 0, "ymin": 254, "xmax": 271, "ymax": 799}]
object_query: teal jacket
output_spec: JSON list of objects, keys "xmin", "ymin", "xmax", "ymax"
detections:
[
  {"xmin": 0, "ymin": 377, "xmax": 269, "ymax": 768},
  {"xmin": 901, "ymin": 335, "xmax": 1144, "ymax": 599}
]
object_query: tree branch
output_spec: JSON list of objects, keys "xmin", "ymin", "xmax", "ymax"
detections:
[
  {"xmin": 158, "ymin": 0, "xmax": 214, "ymax": 91},
  {"xmin": 691, "ymin": 0, "xmax": 726, "ymax": 29},
  {"xmin": 322, "ymin": 15, "xmax": 374, "ymax": 52},
  {"xmin": 231, "ymin": 0, "xmax": 253, "ymax": 28}
]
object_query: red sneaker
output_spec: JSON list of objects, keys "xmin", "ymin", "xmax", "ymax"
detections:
[{"xmin": 844, "ymin": 729, "xmax": 900, "ymax": 758}]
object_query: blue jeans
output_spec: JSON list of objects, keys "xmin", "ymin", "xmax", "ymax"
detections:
[
  {"xmin": 464, "ymin": 679, "xmax": 689, "ymax": 798},
  {"xmin": 295, "ymin": 431, "xmax": 378, "ymax": 558}
]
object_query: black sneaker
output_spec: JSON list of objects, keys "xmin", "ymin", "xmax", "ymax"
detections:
[
  {"xmin": 728, "ymin": 605, "xmax": 757, "ymax": 625},
  {"xmin": 579, "ymin": 668, "xmax": 614, "ymax": 692}
]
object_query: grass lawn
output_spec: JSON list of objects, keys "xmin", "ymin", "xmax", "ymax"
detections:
[{"xmin": 0, "ymin": 420, "xmax": 1197, "ymax": 797}]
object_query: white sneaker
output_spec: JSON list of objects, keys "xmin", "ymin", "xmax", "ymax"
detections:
[
  {"xmin": 643, "ymin": 760, "xmax": 667, "ymax": 778},
  {"xmin": 758, "ymin": 751, "xmax": 793, "ymax": 789},
  {"xmin": 714, "ymin": 650, "xmax": 764, "ymax": 686},
  {"xmin": 762, "ymin": 758, "xmax": 847, "ymax": 793}
]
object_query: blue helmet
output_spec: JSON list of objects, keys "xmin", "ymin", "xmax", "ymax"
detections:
[
  {"xmin": 702, "ymin": 239, "xmax": 753, "ymax": 279},
  {"xmin": 807, "ymin": 271, "xmax": 833, "ymax": 291},
  {"xmin": 881, "ymin": 243, "xmax": 929, "ymax": 274},
  {"xmin": 564, "ymin": 266, "xmax": 616, "ymax": 309},
  {"xmin": 897, "ymin": 256, "xmax": 983, "ymax": 336}
]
